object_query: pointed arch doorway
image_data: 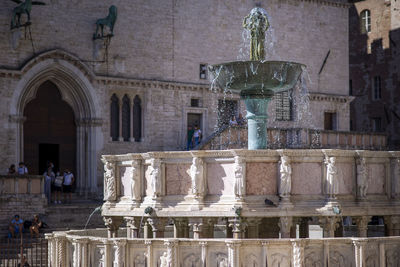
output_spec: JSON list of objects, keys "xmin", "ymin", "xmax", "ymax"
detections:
[{"xmin": 24, "ymin": 81, "xmax": 76, "ymax": 176}]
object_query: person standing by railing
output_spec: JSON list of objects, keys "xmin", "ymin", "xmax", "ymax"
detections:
[
  {"xmin": 17, "ymin": 162, "xmax": 28, "ymax": 175},
  {"xmin": 43, "ymin": 167, "xmax": 55, "ymax": 204},
  {"xmin": 63, "ymin": 169, "xmax": 75, "ymax": 204}
]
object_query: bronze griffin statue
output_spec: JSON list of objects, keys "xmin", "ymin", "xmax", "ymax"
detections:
[
  {"xmin": 94, "ymin": 5, "xmax": 117, "ymax": 39},
  {"xmin": 10, "ymin": 0, "xmax": 45, "ymax": 29}
]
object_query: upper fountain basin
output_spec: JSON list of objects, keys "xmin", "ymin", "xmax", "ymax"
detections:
[{"xmin": 209, "ymin": 61, "xmax": 305, "ymax": 98}]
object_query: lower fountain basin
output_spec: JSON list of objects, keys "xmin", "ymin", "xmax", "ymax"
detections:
[{"xmin": 209, "ymin": 61, "xmax": 305, "ymax": 97}]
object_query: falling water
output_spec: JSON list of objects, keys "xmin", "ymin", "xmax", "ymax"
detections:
[{"xmin": 84, "ymin": 206, "xmax": 102, "ymax": 230}]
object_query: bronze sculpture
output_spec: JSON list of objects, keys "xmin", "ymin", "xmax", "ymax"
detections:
[
  {"xmin": 94, "ymin": 5, "xmax": 117, "ymax": 39},
  {"xmin": 242, "ymin": 7, "xmax": 270, "ymax": 61},
  {"xmin": 10, "ymin": 0, "xmax": 45, "ymax": 29}
]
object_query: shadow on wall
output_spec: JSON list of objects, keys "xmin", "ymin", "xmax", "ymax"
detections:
[{"xmin": 349, "ymin": 2, "xmax": 400, "ymax": 149}]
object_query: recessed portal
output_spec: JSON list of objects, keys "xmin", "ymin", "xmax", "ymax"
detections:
[{"xmin": 23, "ymin": 81, "xmax": 76, "ymax": 175}]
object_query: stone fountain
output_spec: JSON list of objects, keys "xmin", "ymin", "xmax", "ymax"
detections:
[
  {"xmin": 209, "ymin": 7, "xmax": 304, "ymax": 150},
  {"xmin": 45, "ymin": 7, "xmax": 400, "ymax": 267}
]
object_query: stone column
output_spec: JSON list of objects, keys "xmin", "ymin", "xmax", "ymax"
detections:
[
  {"xmin": 278, "ymin": 216, "xmax": 293, "ymax": 238},
  {"xmin": 299, "ymin": 217, "xmax": 310, "ymax": 238},
  {"xmin": 173, "ymin": 218, "xmax": 189, "ymax": 238},
  {"xmin": 318, "ymin": 216, "xmax": 340, "ymax": 237},
  {"xmin": 246, "ymin": 218, "xmax": 262, "ymax": 238},
  {"xmin": 353, "ymin": 240, "xmax": 368, "ymax": 267},
  {"xmin": 189, "ymin": 218, "xmax": 203, "ymax": 239},
  {"xmin": 145, "ymin": 240, "xmax": 153, "ymax": 267},
  {"xmin": 164, "ymin": 240, "xmax": 178, "ymax": 267},
  {"xmin": 200, "ymin": 241, "xmax": 208, "ymax": 266},
  {"xmin": 113, "ymin": 240, "xmax": 126, "ymax": 267},
  {"xmin": 226, "ymin": 241, "xmax": 241, "ymax": 266},
  {"xmin": 125, "ymin": 216, "xmax": 141, "ymax": 238},
  {"xmin": 143, "ymin": 220, "xmax": 152, "ymax": 239},
  {"xmin": 353, "ymin": 216, "xmax": 371, "ymax": 237},
  {"xmin": 103, "ymin": 216, "xmax": 123, "ymax": 238},
  {"xmin": 392, "ymin": 215, "xmax": 400, "ymax": 236},
  {"xmin": 56, "ymin": 235, "xmax": 66, "ymax": 267},
  {"xmin": 201, "ymin": 218, "xmax": 217, "ymax": 238},
  {"xmin": 384, "ymin": 215, "xmax": 394, "ymax": 236},
  {"xmin": 147, "ymin": 217, "xmax": 168, "ymax": 238},
  {"xmin": 292, "ymin": 240, "xmax": 305, "ymax": 267},
  {"xmin": 229, "ymin": 217, "xmax": 247, "ymax": 239},
  {"xmin": 72, "ymin": 240, "xmax": 82, "ymax": 267}
]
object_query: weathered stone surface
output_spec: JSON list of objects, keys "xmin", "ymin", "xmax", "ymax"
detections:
[
  {"xmin": 291, "ymin": 162, "xmax": 322, "ymax": 195},
  {"xmin": 165, "ymin": 163, "xmax": 191, "ymax": 195},
  {"xmin": 246, "ymin": 162, "xmax": 277, "ymax": 195},
  {"xmin": 207, "ymin": 163, "xmax": 235, "ymax": 195}
]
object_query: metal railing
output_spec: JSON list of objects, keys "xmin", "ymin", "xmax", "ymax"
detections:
[{"xmin": 0, "ymin": 236, "xmax": 47, "ymax": 267}]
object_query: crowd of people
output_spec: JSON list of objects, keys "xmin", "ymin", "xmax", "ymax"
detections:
[
  {"xmin": 6, "ymin": 161, "xmax": 75, "ymax": 204},
  {"xmin": 43, "ymin": 162, "xmax": 75, "ymax": 204},
  {"xmin": 229, "ymin": 113, "xmax": 246, "ymax": 126}
]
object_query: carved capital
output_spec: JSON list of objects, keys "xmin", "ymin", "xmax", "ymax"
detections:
[
  {"xmin": 278, "ymin": 216, "xmax": 293, "ymax": 238},
  {"xmin": 318, "ymin": 216, "xmax": 340, "ymax": 237},
  {"xmin": 124, "ymin": 216, "xmax": 141, "ymax": 238},
  {"xmin": 103, "ymin": 216, "xmax": 123, "ymax": 238},
  {"xmin": 228, "ymin": 217, "xmax": 247, "ymax": 239},
  {"xmin": 353, "ymin": 216, "xmax": 371, "ymax": 237}
]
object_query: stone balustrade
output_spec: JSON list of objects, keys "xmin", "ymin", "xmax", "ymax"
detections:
[
  {"xmin": 46, "ymin": 228, "xmax": 400, "ymax": 267},
  {"xmin": 200, "ymin": 126, "xmax": 387, "ymax": 150},
  {"xmin": 100, "ymin": 149, "xmax": 400, "ymax": 239},
  {"xmin": 0, "ymin": 175, "xmax": 47, "ymax": 236},
  {"xmin": 0, "ymin": 174, "xmax": 44, "ymax": 195}
]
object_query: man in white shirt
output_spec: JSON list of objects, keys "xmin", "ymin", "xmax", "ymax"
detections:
[
  {"xmin": 193, "ymin": 125, "xmax": 202, "ymax": 147},
  {"xmin": 17, "ymin": 162, "xmax": 28, "ymax": 175},
  {"xmin": 63, "ymin": 169, "xmax": 75, "ymax": 204}
]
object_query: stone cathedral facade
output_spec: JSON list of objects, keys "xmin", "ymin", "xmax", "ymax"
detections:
[{"xmin": 0, "ymin": 0, "xmax": 350, "ymax": 196}]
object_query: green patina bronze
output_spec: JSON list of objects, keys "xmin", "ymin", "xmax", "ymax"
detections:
[
  {"xmin": 209, "ymin": 8, "xmax": 305, "ymax": 150},
  {"xmin": 243, "ymin": 7, "xmax": 270, "ymax": 61},
  {"xmin": 94, "ymin": 5, "xmax": 118, "ymax": 39},
  {"xmin": 10, "ymin": 0, "xmax": 45, "ymax": 29}
]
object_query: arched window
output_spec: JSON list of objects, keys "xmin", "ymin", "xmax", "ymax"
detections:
[
  {"xmin": 110, "ymin": 94, "xmax": 119, "ymax": 141},
  {"xmin": 122, "ymin": 95, "xmax": 131, "ymax": 141},
  {"xmin": 360, "ymin": 10, "xmax": 371, "ymax": 34},
  {"xmin": 133, "ymin": 95, "xmax": 142, "ymax": 142}
]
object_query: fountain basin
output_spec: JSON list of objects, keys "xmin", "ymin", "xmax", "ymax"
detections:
[
  {"xmin": 209, "ymin": 60, "xmax": 305, "ymax": 150},
  {"xmin": 209, "ymin": 61, "xmax": 305, "ymax": 97}
]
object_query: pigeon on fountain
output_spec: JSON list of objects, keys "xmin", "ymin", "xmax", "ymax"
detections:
[{"xmin": 264, "ymin": 198, "xmax": 277, "ymax": 207}]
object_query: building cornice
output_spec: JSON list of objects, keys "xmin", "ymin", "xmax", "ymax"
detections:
[
  {"xmin": 295, "ymin": 0, "xmax": 350, "ymax": 8},
  {"xmin": 309, "ymin": 93, "xmax": 355, "ymax": 103}
]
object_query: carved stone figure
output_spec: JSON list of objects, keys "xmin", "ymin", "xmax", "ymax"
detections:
[
  {"xmin": 279, "ymin": 155, "xmax": 292, "ymax": 198},
  {"xmin": 103, "ymin": 160, "xmax": 116, "ymax": 201},
  {"xmin": 159, "ymin": 252, "xmax": 169, "ymax": 267},
  {"xmin": 233, "ymin": 156, "xmax": 246, "ymax": 199},
  {"xmin": 94, "ymin": 5, "xmax": 118, "ymax": 39},
  {"xmin": 242, "ymin": 7, "xmax": 270, "ymax": 61},
  {"xmin": 131, "ymin": 160, "xmax": 141, "ymax": 201},
  {"xmin": 149, "ymin": 158, "xmax": 161, "ymax": 198},
  {"xmin": 134, "ymin": 254, "xmax": 146, "ymax": 267},
  {"xmin": 10, "ymin": 0, "xmax": 45, "ymax": 29},
  {"xmin": 356, "ymin": 157, "xmax": 368, "ymax": 199},
  {"xmin": 190, "ymin": 157, "xmax": 204, "ymax": 197},
  {"xmin": 184, "ymin": 253, "xmax": 200, "ymax": 267},
  {"xmin": 97, "ymin": 247, "xmax": 105, "ymax": 267},
  {"xmin": 216, "ymin": 254, "xmax": 228, "ymax": 267},
  {"xmin": 325, "ymin": 156, "xmax": 338, "ymax": 198}
]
